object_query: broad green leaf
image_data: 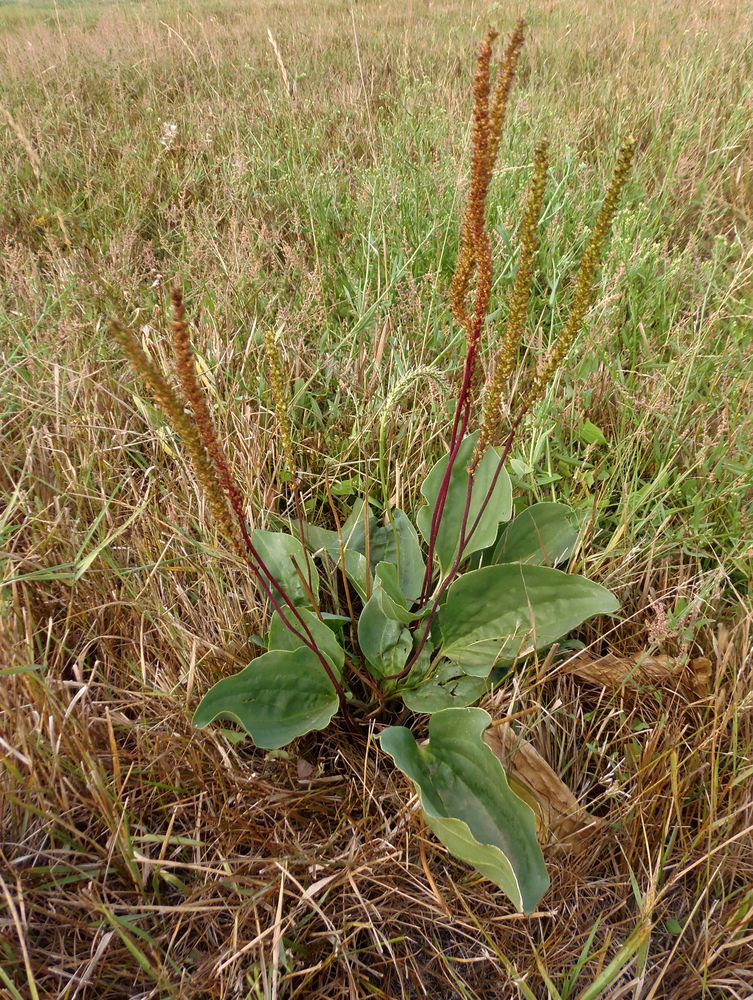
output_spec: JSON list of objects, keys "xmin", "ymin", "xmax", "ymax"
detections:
[
  {"xmin": 321, "ymin": 612, "xmax": 351, "ymax": 635},
  {"xmin": 400, "ymin": 661, "xmax": 488, "ymax": 713},
  {"xmin": 193, "ymin": 647, "xmax": 338, "ymax": 750},
  {"xmin": 268, "ymin": 608, "xmax": 345, "ymax": 678},
  {"xmin": 374, "ymin": 562, "xmax": 412, "ymax": 622},
  {"xmin": 251, "ymin": 530, "xmax": 319, "ymax": 608},
  {"xmin": 416, "ymin": 433, "xmax": 512, "ymax": 577},
  {"xmin": 301, "ymin": 522, "xmax": 340, "ymax": 553},
  {"xmin": 372, "ymin": 562, "xmax": 429, "ymax": 624},
  {"xmin": 578, "ymin": 419, "xmax": 608, "ymax": 446},
  {"xmin": 302, "ymin": 501, "xmax": 373, "ymax": 600},
  {"xmin": 358, "ymin": 593, "xmax": 412, "ymax": 678},
  {"xmin": 303, "ymin": 499, "xmax": 375, "ymax": 556},
  {"xmin": 399, "ymin": 633, "xmax": 434, "ymax": 690},
  {"xmin": 356, "ymin": 563, "xmax": 429, "ymax": 680},
  {"xmin": 305, "ymin": 530, "xmax": 371, "ymax": 601},
  {"xmin": 380, "ymin": 707, "xmax": 548, "ymax": 913},
  {"xmin": 330, "ymin": 475, "xmax": 362, "ymax": 497},
  {"xmin": 303, "ymin": 502, "xmax": 424, "ymax": 605},
  {"xmin": 492, "ymin": 502, "xmax": 580, "ymax": 566},
  {"xmin": 439, "ymin": 564, "xmax": 619, "ymax": 674},
  {"xmin": 340, "ymin": 549, "xmax": 371, "ymax": 601},
  {"xmin": 370, "ymin": 510, "xmax": 425, "ymax": 602},
  {"xmin": 337, "ymin": 498, "xmax": 377, "ymax": 553},
  {"xmin": 322, "ymin": 612, "xmax": 351, "ymax": 624}
]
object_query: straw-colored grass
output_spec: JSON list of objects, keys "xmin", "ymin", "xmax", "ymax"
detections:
[{"xmin": 1, "ymin": 1, "xmax": 752, "ymax": 996}]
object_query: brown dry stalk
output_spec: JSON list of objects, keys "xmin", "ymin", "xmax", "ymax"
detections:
[
  {"xmin": 170, "ymin": 287, "xmax": 249, "ymax": 539},
  {"xmin": 485, "ymin": 724, "xmax": 603, "ymax": 851},
  {"xmin": 1, "ymin": 103, "xmax": 41, "ymax": 181},
  {"xmin": 566, "ymin": 651, "xmax": 712, "ymax": 697}
]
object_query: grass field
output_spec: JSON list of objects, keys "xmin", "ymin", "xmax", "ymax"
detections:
[{"xmin": 1, "ymin": 0, "xmax": 752, "ymax": 996}]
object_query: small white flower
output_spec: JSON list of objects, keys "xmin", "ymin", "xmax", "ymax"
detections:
[{"xmin": 158, "ymin": 121, "xmax": 178, "ymax": 150}]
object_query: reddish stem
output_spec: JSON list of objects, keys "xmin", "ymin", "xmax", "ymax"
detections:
[
  {"xmin": 387, "ymin": 417, "xmax": 522, "ymax": 683},
  {"xmin": 418, "ymin": 344, "xmax": 478, "ymax": 603},
  {"xmin": 229, "ymin": 510, "xmax": 350, "ymax": 716},
  {"xmin": 462, "ymin": 415, "xmax": 523, "ymax": 547}
]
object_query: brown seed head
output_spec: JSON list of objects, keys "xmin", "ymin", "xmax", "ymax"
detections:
[
  {"xmin": 523, "ymin": 137, "xmax": 636, "ymax": 411},
  {"xmin": 486, "ymin": 20, "xmax": 526, "ymax": 173},
  {"xmin": 450, "ymin": 27, "xmax": 498, "ymax": 342},
  {"xmin": 170, "ymin": 287, "xmax": 249, "ymax": 536},
  {"xmin": 112, "ymin": 321, "xmax": 238, "ymax": 547},
  {"xmin": 472, "ymin": 140, "xmax": 549, "ymax": 467},
  {"xmin": 449, "ymin": 22, "xmax": 526, "ymax": 420}
]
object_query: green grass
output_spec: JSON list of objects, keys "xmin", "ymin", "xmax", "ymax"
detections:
[
  {"xmin": 2, "ymin": 1, "xmax": 750, "ymax": 577},
  {"xmin": 1, "ymin": 1, "xmax": 752, "ymax": 997}
]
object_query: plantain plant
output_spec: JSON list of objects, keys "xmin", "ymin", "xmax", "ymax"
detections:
[{"xmin": 114, "ymin": 24, "xmax": 633, "ymax": 914}]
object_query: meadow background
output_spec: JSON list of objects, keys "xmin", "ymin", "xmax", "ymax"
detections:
[{"xmin": 1, "ymin": 0, "xmax": 752, "ymax": 996}]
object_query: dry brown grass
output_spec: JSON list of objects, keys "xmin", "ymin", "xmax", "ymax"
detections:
[{"xmin": 1, "ymin": 0, "xmax": 752, "ymax": 996}]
